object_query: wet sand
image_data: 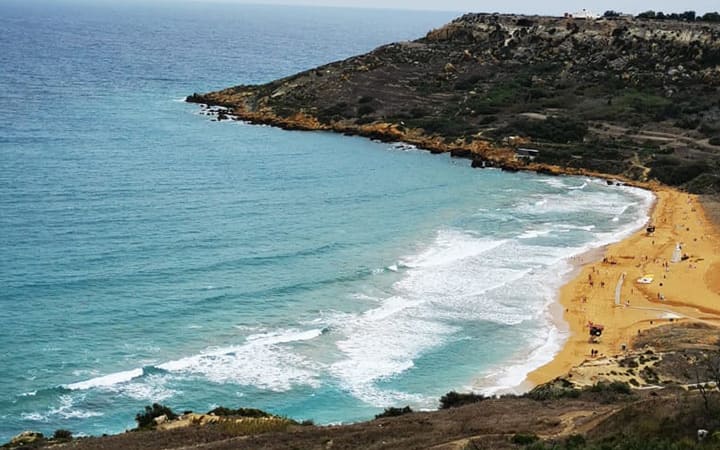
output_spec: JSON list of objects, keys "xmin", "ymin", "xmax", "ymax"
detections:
[{"xmin": 527, "ymin": 188, "xmax": 720, "ymax": 386}]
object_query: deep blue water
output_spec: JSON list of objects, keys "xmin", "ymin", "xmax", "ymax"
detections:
[{"xmin": 0, "ymin": 0, "xmax": 653, "ymax": 440}]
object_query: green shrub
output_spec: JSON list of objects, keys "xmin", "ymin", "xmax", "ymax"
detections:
[
  {"xmin": 439, "ymin": 391, "xmax": 486, "ymax": 409},
  {"xmin": 317, "ymin": 102, "xmax": 350, "ymax": 122},
  {"xmin": 52, "ymin": 429, "xmax": 73, "ymax": 440},
  {"xmin": 497, "ymin": 116, "xmax": 588, "ymax": 143},
  {"xmin": 526, "ymin": 379, "xmax": 581, "ymax": 401},
  {"xmin": 675, "ymin": 117, "xmax": 700, "ymax": 129},
  {"xmin": 564, "ymin": 434, "xmax": 586, "ymax": 448},
  {"xmin": 358, "ymin": 104, "xmax": 376, "ymax": 116},
  {"xmin": 512, "ymin": 433, "xmax": 539, "ymax": 445},
  {"xmin": 135, "ymin": 403, "xmax": 178, "ymax": 429},
  {"xmin": 453, "ymin": 74, "xmax": 485, "ymax": 91},
  {"xmin": 375, "ymin": 406, "xmax": 413, "ymax": 419},
  {"xmin": 685, "ymin": 173, "xmax": 720, "ymax": 193},
  {"xmin": 590, "ymin": 381, "xmax": 632, "ymax": 395},
  {"xmin": 404, "ymin": 116, "xmax": 476, "ymax": 138},
  {"xmin": 649, "ymin": 157, "xmax": 709, "ymax": 186},
  {"xmin": 207, "ymin": 407, "xmax": 271, "ymax": 418}
]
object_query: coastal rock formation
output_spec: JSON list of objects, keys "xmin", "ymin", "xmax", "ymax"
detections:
[{"xmin": 188, "ymin": 14, "xmax": 720, "ymax": 193}]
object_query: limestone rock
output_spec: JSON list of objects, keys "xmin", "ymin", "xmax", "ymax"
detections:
[{"xmin": 9, "ymin": 431, "xmax": 44, "ymax": 446}]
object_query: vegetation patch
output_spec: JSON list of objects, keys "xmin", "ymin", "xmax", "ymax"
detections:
[
  {"xmin": 135, "ymin": 403, "xmax": 178, "ymax": 429},
  {"xmin": 207, "ymin": 407, "xmax": 272, "ymax": 418},
  {"xmin": 526, "ymin": 378, "xmax": 581, "ymax": 401},
  {"xmin": 374, "ymin": 406, "xmax": 413, "ymax": 419},
  {"xmin": 439, "ymin": 391, "xmax": 487, "ymax": 409}
]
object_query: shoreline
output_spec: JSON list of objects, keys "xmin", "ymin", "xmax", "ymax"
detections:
[
  {"xmin": 192, "ymin": 102, "xmax": 713, "ymax": 393},
  {"xmin": 527, "ymin": 187, "xmax": 720, "ymax": 387},
  {"xmin": 187, "ymin": 101, "xmax": 660, "ymax": 191},
  {"xmin": 477, "ymin": 183, "xmax": 656, "ymax": 396},
  {"xmin": 189, "ymin": 101, "xmax": 720, "ymax": 396}
]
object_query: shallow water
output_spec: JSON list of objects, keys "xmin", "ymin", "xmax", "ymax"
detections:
[{"xmin": 0, "ymin": 1, "xmax": 653, "ymax": 440}]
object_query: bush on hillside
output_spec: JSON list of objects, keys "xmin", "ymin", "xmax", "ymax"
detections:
[
  {"xmin": 207, "ymin": 407, "xmax": 271, "ymax": 418},
  {"xmin": 135, "ymin": 403, "xmax": 178, "ymax": 429},
  {"xmin": 590, "ymin": 381, "xmax": 632, "ymax": 395},
  {"xmin": 526, "ymin": 379, "xmax": 581, "ymax": 401},
  {"xmin": 439, "ymin": 391, "xmax": 486, "ymax": 409},
  {"xmin": 52, "ymin": 429, "xmax": 72, "ymax": 440},
  {"xmin": 375, "ymin": 406, "xmax": 413, "ymax": 419},
  {"xmin": 512, "ymin": 433, "xmax": 539, "ymax": 445}
]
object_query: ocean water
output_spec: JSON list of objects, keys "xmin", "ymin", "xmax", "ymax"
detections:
[{"xmin": 0, "ymin": 0, "xmax": 654, "ymax": 441}]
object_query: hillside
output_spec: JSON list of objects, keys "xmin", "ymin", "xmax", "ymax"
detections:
[{"xmin": 188, "ymin": 14, "xmax": 720, "ymax": 193}]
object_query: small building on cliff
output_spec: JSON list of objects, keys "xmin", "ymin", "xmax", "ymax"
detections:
[{"xmin": 565, "ymin": 9, "xmax": 601, "ymax": 19}]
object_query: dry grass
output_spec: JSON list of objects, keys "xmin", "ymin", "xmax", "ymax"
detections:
[{"xmin": 218, "ymin": 417, "xmax": 296, "ymax": 436}]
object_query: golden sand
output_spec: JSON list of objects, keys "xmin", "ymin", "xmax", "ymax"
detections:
[{"xmin": 527, "ymin": 188, "xmax": 720, "ymax": 386}]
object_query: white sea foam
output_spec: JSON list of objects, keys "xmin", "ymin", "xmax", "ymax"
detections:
[
  {"xmin": 557, "ymin": 224, "xmax": 596, "ymax": 232},
  {"xmin": 474, "ymin": 259, "xmax": 573, "ymax": 394},
  {"xmin": 54, "ymin": 179, "xmax": 656, "ymax": 414},
  {"xmin": 326, "ymin": 180, "xmax": 655, "ymax": 404},
  {"xmin": 157, "ymin": 328, "xmax": 323, "ymax": 391},
  {"xmin": 390, "ymin": 142, "xmax": 418, "ymax": 152},
  {"xmin": 22, "ymin": 395, "xmax": 104, "ymax": 423},
  {"xmin": 517, "ymin": 226, "xmax": 555, "ymax": 239},
  {"xmin": 66, "ymin": 368, "xmax": 143, "ymax": 390},
  {"xmin": 327, "ymin": 230, "xmax": 558, "ymax": 405},
  {"xmin": 537, "ymin": 177, "xmax": 570, "ymax": 189},
  {"xmin": 244, "ymin": 328, "xmax": 323, "ymax": 345},
  {"xmin": 567, "ymin": 181, "xmax": 588, "ymax": 190},
  {"xmin": 400, "ymin": 229, "xmax": 506, "ymax": 268},
  {"xmin": 63, "ymin": 329, "xmax": 324, "ymax": 397},
  {"xmin": 120, "ymin": 374, "xmax": 176, "ymax": 401},
  {"xmin": 472, "ymin": 183, "xmax": 655, "ymax": 393}
]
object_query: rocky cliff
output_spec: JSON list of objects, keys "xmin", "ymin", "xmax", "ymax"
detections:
[{"xmin": 188, "ymin": 14, "xmax": 720, "ymax": 193}]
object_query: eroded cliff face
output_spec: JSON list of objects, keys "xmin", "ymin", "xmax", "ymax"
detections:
[{"xmin": 188, "ymin": 14, "xmax": 720, "ymax": 193}]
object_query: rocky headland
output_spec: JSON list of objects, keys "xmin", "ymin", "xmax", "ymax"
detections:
[{"xmin": 188, "ymin": 13, "xmax": 720, "ymax": 193}]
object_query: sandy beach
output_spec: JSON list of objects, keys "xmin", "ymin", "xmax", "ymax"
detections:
[{"xmin": 528, "ymin": 188, "xmax": 720, "ymax": 386}]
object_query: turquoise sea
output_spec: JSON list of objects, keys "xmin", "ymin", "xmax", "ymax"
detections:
[{"xmin": 0, "ymin": 0, "xmax": 654, "ymax": 440}]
